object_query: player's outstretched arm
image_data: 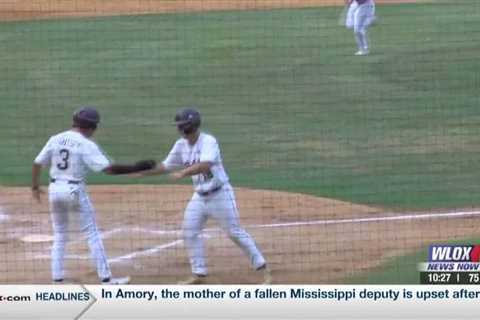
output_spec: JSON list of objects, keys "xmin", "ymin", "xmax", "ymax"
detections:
[
  {"xmin": 103, "ymin": 159, "xmax": 156, "ymax": 175},
  {"xmin": 131, "ymin": 163, "xmax": 169, "ymax": 177},
  {"xmin": 169, "ymin": 161, "xmax": 212, "ymax": 181}
]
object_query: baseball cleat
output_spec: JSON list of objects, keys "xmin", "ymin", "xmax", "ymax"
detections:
[
  {"xmin": 52, "ymin": 279, "xmax": 64, "ymax": 284},
  {"xmin": 101, "ymin": 276, "xmax": 130, "ymax": 285},
  {"xmin": 355, "ymin": 50, "xmax": 369, "ymax": 56},
  {"xmin": 177, "ymin": 274, "xmax": 206, "ymax": 285},
  {"xmin": 256, "ymin": 264, "xmax": 272, "ymax": 285}
]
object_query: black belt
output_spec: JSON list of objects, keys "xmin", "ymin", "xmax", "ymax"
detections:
[
  {"xmin": 197, "ymin": 185, "xmax": 222, "ymax": 197},
  {"xmin": 50, "ymin": 178, "xmax": 81, "ymax": 184}
]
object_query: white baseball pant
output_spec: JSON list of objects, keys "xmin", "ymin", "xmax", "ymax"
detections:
[
  {"xmin": 49, "ymin": 181, "xmax": 111, "ymax": 281},
  {"xmin": 182, "ymin": 184, "xmax": 266, "ymax": 276},
  {"xmin": 346, "ymin": 0, "xmax": 376, "ymax": 52}
]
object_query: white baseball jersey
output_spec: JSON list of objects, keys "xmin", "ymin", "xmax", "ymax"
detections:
[
  {"xmin": 162, "ymin": 132, "xmax": 229, "ymax": 193},
  {"xmin": 167, "ymin": 132, "xmax": 266, "ymax": 276},
  {"xmin": 34, "ymin": 130, "xmax": 111, "ymax": 181}
]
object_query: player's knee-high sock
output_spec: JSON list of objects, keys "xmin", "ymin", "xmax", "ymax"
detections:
[{"xmin": 51, "ymin": 231, "xmax": 67, "ymax": 280}]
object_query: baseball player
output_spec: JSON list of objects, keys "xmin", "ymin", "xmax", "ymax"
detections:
[
  {"xmin": 139, "ymin": 108, "xmax": 271, "ymax": 284},
  {"xmin": 345, "ymin": 0, "xmax": 376, "ymax": 55},
  {"xmin": 32, "ymin": 107, "xmax": 155, "ymax": 284}
]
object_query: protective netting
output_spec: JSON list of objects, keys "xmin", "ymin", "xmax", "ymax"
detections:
[{"xmin": 0, "ymin": 0, "xmax": 479, "ymax": 284}]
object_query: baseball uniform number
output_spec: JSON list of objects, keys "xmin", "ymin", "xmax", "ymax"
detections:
[{"xmin": 57, "ymin": 149, "xmax": 70, "ymax": 170}]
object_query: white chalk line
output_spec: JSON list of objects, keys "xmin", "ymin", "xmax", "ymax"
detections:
[
  {"xmin": 0, "ymin": 206, "xmax": 9, "ymax": 222},
  {"xmin": 67, "ymin": 226, "xmax": 182, "ymax": 245},
  {"xmin": 251, "ymin": 209, "xmax": 480, "ymax": 229},
  {"xmin": 35, "ymin": 239, "xmax": 185, "ymax": 263},
  {"xmin": 108, "ymin": 239, "xmax": 184, "ymax": 264},
  {"xmin": 33, "ymin": 209, "xmax": 480, "ymax": 264},
  {"xmin": 129, "ymin": 226, "xmax": 182, "ymax": 236}
]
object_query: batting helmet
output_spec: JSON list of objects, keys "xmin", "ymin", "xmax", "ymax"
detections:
[
  {"xmin": 73, "ymin": 107, "xmax": 100, "ymax": 129},
  {"xmin": 174, "ymin": 108, "xmax": 201, "ymax": 135}
]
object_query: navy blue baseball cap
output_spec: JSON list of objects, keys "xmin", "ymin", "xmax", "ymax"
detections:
[{"xmin": 73, "ymin": 107, "xmax": 100, "ymax": 129}]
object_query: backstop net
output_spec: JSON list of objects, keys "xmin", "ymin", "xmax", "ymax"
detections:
[{"xmin": 0, "ymin": 0, "xmax": 479, "ymax": 284}]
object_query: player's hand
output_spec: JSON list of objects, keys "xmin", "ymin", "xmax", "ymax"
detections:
[
  {"xmin": 135, "ymin": 159, "xmax": 157, "ymax": 171},
  {"xmin": 169, "ymin": 171, "xmax": 185, "ymax": 181},
  {"xmin": 31, "ymin": 187, "xmax": 44, "ymax": 203}
]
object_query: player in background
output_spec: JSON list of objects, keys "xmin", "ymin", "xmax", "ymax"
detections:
[
  {"xmin": 138, "ymin": 108, "xmax": 271, "ymax": 284},
  {"xmin": 32, "ymin": 107, "xmax": 155, "ymax": 284},
  {"xmin": 345, "ymin": 0, "xmax": 376, "ymax": 55}
]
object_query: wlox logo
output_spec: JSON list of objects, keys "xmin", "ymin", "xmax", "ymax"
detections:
[{"xmin": 428, "ymin": 244, "xmax": 480, "ymax": 262}]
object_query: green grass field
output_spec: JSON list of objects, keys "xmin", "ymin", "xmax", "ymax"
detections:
[
  {"xmin": 2, "ymin": 1, "xmax": 479, "ymax": 210},
  {"xmin": 0, "ymin": 0, "xmax": 479, "ymax": 283}
]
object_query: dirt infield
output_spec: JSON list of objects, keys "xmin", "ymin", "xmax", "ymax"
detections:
[
  {"xmin": 1, "ymin": 185, "xmax": 479, "ymax": 284},
  {"xmin": 0, "ymin": 0, "xmax": 431, "ymax": 21}
]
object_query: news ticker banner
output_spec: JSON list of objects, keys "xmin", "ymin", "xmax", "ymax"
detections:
[{"xmin": 0, "ymin": 285, "xmax": 479, "ymax": 319}]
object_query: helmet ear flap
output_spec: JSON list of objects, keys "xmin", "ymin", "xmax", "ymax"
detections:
[{"xmin": 180, "ymin": 123, "xmax": 196, "ymax": 135}]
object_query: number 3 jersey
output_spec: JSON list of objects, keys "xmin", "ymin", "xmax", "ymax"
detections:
[
  {"xmin": 162, "ymin": 132, "xmax": 229, "ymax": 193},
  {"xmin": 34, "ymin": 130, "xmax": 111, "ymax": 182}
]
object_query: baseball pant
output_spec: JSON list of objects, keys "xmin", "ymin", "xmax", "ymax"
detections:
[
  {"xmin": 182, "ymin": 184, "xmax": 266, "ymax": 276},
  {"xmin": 49, "ymin": 181, "xmax": 111, "ymax": 281},
  {"xmin": 346, "ymin": 1, "xmax": 376, "ymax": 51}
]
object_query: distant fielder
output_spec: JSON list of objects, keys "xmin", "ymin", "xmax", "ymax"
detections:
[
  {"xmin": 345, "ymin": 0, "xmax": 376, "ymax": 55},
  {"xmin": 32, "ymin": 107, "xmax": 155, "ymax": 284},
  {"xmin": 140, "ymin": 108, "xmax": 271, "ymax": 284}
]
